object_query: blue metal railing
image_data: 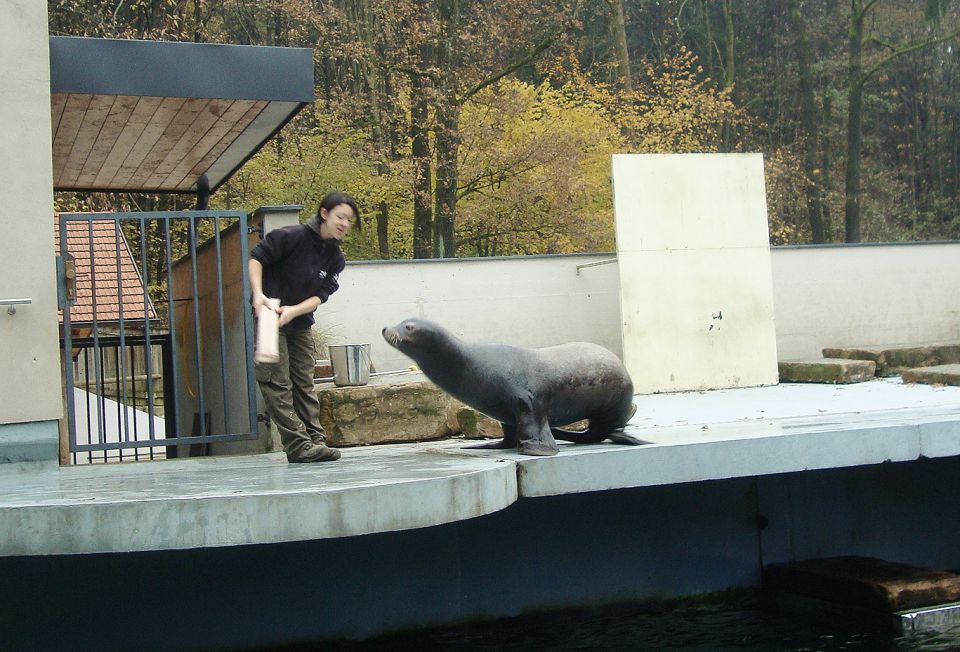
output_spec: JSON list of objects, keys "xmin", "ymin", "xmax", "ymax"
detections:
[{"xmin": 58, "ymin": 210, "xmax": 257, "ymax": 462}]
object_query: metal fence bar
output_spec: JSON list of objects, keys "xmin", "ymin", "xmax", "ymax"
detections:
[
  {"xmin": 163, "ymin": 218, "xmax": 180, "ymax": 440},
  {"xmin": 240, "ymin": 212, "xmax": 258, "ymax": 437},
  {"xmin": 139, "ymin": 216, "xmax": 157, "ymax": 455},
  {"xmin": 188, "ymin": 215, "xmax": 206, "ymax": 437},
  {"xmin": 59, "ymin": 217, "xmax": 78, "ymax": 464},
  {"xmin": 86, "ymin": 220, "xmax": 107, "ymax": 460},
  {"xmin": 114, "ymin": 221, "xmax": 130, "ymax": 460},
  {"xmin": 60, "ymin": 211, "xmax": 258, "ymax": 462},
  {"xmin": 212, "ymin": 216, "xmax": 230, "ymax": 433}
]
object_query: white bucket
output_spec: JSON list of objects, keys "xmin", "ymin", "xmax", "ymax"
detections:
[{"xmin": 328, "ymin": 343, "xmax": 371, "ymax": 386}]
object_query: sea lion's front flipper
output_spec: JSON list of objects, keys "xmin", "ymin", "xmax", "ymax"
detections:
[{"xmin": 516, "ymin": 396, "xmax": 558, "ymax": 456}]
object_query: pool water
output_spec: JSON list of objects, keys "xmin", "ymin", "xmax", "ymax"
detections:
[{"xmin": 317, "ymin": 592, "xmax": 960, "ymax": 651}]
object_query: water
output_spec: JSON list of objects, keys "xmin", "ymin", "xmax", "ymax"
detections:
[{"xmin": 316, "ymin": 593, "xmax": 960, "ymax": 652}]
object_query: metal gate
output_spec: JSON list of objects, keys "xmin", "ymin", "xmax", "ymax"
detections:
[{"xmin": 57, "ymin": 211, "xmax": 258, "ymax": 463}]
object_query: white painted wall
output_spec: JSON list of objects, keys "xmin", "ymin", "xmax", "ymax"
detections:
[
  {"xmin": 318, "ymin": 243, "xmax": 960, "ymax": 390},
  {"xmin": 771, "ymin": 242, "xmax": 960, "ymax": 360},
  {"xmin": 319, "ymin": 254, "xmax": 622, "ymax": 374},
  {"xmin": 0, "ymin": 4, "xmax": 61, "ymax": 427}
]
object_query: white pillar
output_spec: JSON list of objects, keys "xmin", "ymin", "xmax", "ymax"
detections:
[{"xmin": 0, "ymin": 2, "xmax": 61, "ymax": 463}]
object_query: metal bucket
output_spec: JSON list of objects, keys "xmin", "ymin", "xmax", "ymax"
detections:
[{"xmin": 328, "ymin": 343, "xmax": 371, "ymax": 386}]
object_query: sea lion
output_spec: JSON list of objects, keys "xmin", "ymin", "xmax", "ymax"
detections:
[{"xmin": 381, "ymin": 318, "xmax": 643, "ymax": 456}]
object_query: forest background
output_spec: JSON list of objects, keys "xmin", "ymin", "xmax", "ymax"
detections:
[{"xmin": 49, "ymin": 0, "xmax": 960, "ymax": 260}]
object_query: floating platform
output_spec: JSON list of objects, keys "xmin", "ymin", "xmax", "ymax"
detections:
[{"xmin": 765, "ymin": 556, "xmax": 960, "ymax": 633}]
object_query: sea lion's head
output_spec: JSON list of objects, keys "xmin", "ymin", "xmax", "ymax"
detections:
[{"xmin": 382, "ymin": 318, "xmax": 447, "ymax": 359}]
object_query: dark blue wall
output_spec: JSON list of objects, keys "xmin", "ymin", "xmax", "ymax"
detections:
[{"xmin": 3, "ymin": 457, "xmax": 959, "ymax": 651}]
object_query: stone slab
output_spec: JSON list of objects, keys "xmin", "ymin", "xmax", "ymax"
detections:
[
  {"xmin": 778, "ymin": 358, "xmax": 876, "ymax": 384},
  {"xmin": 317, "ymin": 373, "xmax": 501, "ymax": 446},
  {"xmin": 902, "ymin": 363, "xmax": 960, "ymax": 386},
  {"xmin": 764, "ymin": 556, "xmax": 960, "ymax": 612},
  {"xmin": 823, "ymin": 344, "xmax": 960, "ymax": 377}
]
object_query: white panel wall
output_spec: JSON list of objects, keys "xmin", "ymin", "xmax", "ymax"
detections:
[
  {"xmin": 771, "ymin": 243, "xmax": 960, "ymax": 360},
  {"xmin": 319, "ymin": 255, "xmax": 622, "ymax": 374},
  {"xmin": 0, "ymin": 3, "xmax": 61, "ymax": 425},
  {"xmin": 611, "ymin": 153, "xmax": 779, "ymax": 393},
  {"xmin": 319, "ymin": 243, "xmax": 959, "ymax": 390}
]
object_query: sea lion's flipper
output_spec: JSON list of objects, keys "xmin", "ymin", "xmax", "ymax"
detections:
[
  {"xmin": 463, "ymin": 439, "xmax": 513, "ymax": 450},
  {"xmin": 516, "ymin": 396, "xmax": 558, "ymax": 456},
  {"xmin": 551, "ymin": 426, "xmax": 602, "ymax": 444},
  {"xmin": 463, "ymin": 423, "xmax": 518, "ymax": 450},
  {"xmin": 606, "ymin": 431, "xmax": 648, "ymax": 446}
]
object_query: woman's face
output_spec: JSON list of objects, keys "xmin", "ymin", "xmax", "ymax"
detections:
[{"xmin": 319, "ymin": 203, "xmax": 357, "ymax": 241}]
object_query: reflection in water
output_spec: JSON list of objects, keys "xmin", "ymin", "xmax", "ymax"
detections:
[{"xmin": 311, "ymin": 592, "xmax": 960, "ymax": 652}]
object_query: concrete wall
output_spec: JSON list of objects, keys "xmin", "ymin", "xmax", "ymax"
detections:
[
  {"xmin": 323, "ymin": 242, "xmax": 960, "ymax": 382},
  {"xmin": 322, "ymin": 253, "xmax": 622, "ymax": 375},
  {"xmin": 0, "ymin": 2, "xmax": 61, "ymax": 463},
  {"xmin": 771, "ymin": 242, "xmax": 960, "ymax": 360}
]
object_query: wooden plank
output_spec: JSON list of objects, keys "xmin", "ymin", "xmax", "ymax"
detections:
[
  {"xmin": 76, "ymin": 95, "xmax": 140, "ymax": 187},
  {"xmin": 163, "ymin": 99, "xmax": 262, "ymax": 190},
  {"xmin": 144, "ymin": 98, "xmax": 225, "ymax": 188},
  {"xmin": 50, "ymin": 93, "xmax": 68, "ymax": 143},
  {"xmin": 52, "ymin": 94, "xmax": 92, "ymax": 186},
  {"xmin": 765, "ymin": 556, "xmax": 960, "ymax": 612},
  {"xmin": 175, "ymin": 100, "xmax": 267, "ymax": 191},
  {"xmin": 127, "ymin": 98, "xmax": 206, "ymax": 190},
  {"xmin": 111, "ymin": 97, "xmax": 186, "ymax": 189},
  {"xmin": 93, "ymin": 96, "xmax": 164, "ymax": 189},
  {"xmin": 60, "ymin": 94, "xmax": 115, "ymax": 188}
]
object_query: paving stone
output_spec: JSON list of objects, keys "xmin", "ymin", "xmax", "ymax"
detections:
[
  {"xmin": 765, "ymin": 556, "xmax": 960, "ymax": 612},
  {"xmin": 778, "ymin": 358, "xmax": 876, "ymax": 384},
  {"xmin": 823, "ymin": 344, "xmax": 960, "ymax": 377},
  {"xmin": 317, "ymin": 378, "xmax": 504, "ymax": 446},
  {"xmin": 902, "ymin": 363, "xmax": 960, "ymax": 387}
]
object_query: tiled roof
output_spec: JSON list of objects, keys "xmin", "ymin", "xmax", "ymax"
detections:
[{"xmin": 54, "ymin": 213, "xmax": 158, "ymax": 325}]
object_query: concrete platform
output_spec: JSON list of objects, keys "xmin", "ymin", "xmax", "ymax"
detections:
[{"xmin": 2, "ymin": 378, "xmax": 960, "ymax": 557}]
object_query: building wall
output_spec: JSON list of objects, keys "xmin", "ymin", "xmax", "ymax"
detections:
[
  {"xmin": 0, "ymin": 2, "xmax": 61, "ymax": 461},
  {"xmin": 322, "ymin": 242, "xmax": 960, "ymax": 381}
]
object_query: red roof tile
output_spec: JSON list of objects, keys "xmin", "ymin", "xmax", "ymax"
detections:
[{"xmin": 54, "ymin": 213, "xmax": 158, "ymax": 325}]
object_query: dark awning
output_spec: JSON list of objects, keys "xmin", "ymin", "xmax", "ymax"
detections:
[{"xmin": 49, "ymin": 36, "xmax": 314, "ymax": 195}]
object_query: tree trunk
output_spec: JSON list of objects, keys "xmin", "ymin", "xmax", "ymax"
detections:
[
  {"xmin": 410, "ymin": 51, "xmax": 433, "ymax": 259},
  {"xmin": 433, "ymin": 101, "xmax": 459, "ymax": 258},
  {"xmin": 350, "ymin": 0, "xmax": 392, "ymax": 258},
  {"xmin": 791, "ymin": 0, "xmax": 827, "ymax": 243},
  {"xmin": 605, "ymin": 0, "xmax": 633, "ymax": 91},
  {"xmin": 844, "ymin": 1, "xmax": 865, "ymax": 243},
  {"xmin": 433, "ymin": 0, "xmax": 460, "ymax": 258},
  {"xmin": 720, "ymin": 0, "xmax": 736, "ymax": 150}
]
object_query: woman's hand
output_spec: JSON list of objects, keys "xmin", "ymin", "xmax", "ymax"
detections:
[{"xmin": 252, "ymin": 292, "xmax": 273, "ymax": 317}]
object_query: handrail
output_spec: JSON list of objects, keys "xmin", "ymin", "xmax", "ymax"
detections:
[{"xmin": 0, "ymin": 297, "xmax": 32, "ymax": 315}]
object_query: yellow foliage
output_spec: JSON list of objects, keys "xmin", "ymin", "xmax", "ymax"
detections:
[{"xmin": 456, "ymin": 79, "xmax": 625, "ymax": 256}]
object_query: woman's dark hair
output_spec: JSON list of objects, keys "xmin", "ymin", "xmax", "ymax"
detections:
[{"xmin": 317, "ymin": 191, "xmax": 361, "ymax": 231}]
